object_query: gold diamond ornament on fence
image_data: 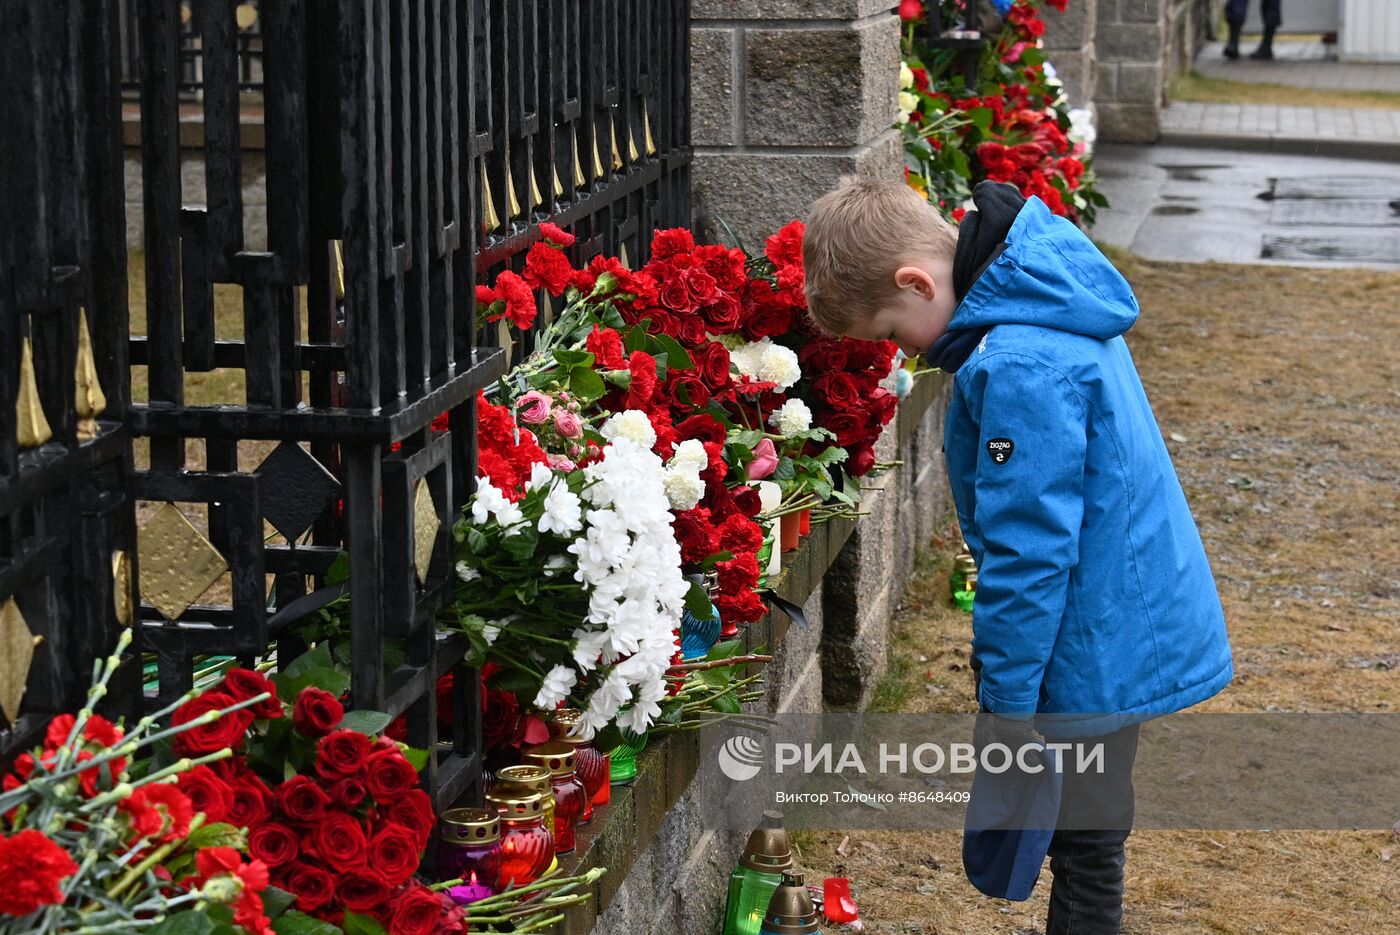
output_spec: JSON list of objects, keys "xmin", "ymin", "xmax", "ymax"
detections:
[
  {"xmin": 137, "ymin": 503, "xmax": 229, "ymax": 621},
  {"xmin": 0, "ymin": 598, "xmax": 41, "ymax": 725},
  {"xmin": 413, "ymin": 479, "xmax": 440, "ymax": 583}
]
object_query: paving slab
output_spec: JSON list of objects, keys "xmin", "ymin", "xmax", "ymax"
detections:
[
  {"xmin": 1089, "ymin": 143, "xmax": 1400, "ymax": 269},
  {"xmin": 1193, "ymin": 40, "xmax": 1400, "ymax": 94},
  {"xmin": 1159, "ymin": 101, "xmax": 1400, "ymax": 161}
]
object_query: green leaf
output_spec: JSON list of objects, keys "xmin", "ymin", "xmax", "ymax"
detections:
[
  {"xmin": 966, "ymin": 107, "xmax": 994, "ymax": 133},
  {"xmin": 324, "ymin": 551, "xmax": 351, "ymax": 585},
  {"xmin": 502, "ymin": 526, "xmax": 540, "ymax": 562},
  {"xmin": 146, "ymin": 911, "xmax": 215, "ymax": 935},
  {"xmin": 698, "ymin": 667, "xmax": 731, "ymax": 690},
  {"xmin": 262, "ymin": 886, "xmax": 298, "ymax": 920},
  {"xmin": 570, "ymin": 367, "xmax": 606, "ymax": 402},
  {"xmin": 339, "ymin": 709, "xmax": 394, "ymax": 737},
  {"xmin": 342, "ymin": 913, "xmax": 390, "ymax": 935},
  {"xmin": 652, "ymin": 334, "xmax": 693, "ymax": 369},
  {"xmin": 401, "ymin": 746, "xmax": 431, "ymax": 771},
  {"xmin": 467, "ymin": 527, "xmax": 489, "ymax": 554},
  {"xmin": 553, "ymin": 349, "xmax": 593, "ymax": 368},
  {"xmin": 272, "ymin": 641, "xmax": 351, "ymax": 698},
  {"xmin": 623, "ymin": 323, "xmax": 648, "ymax": 353},
  {"xmin": 731, "ymin": 429, "xmax": 764, "ymax": 449},
  {"xmin": 490, "ymin": 668, "xmax": 541, "ymax": 697},
  {"xmin": 684, "ymin": 581, "xmax": 715, "ymax": 620},
  {"xmin": 712, "ymin": 690, "xmax": 742, "ymax": 714},
  {"xmin": 591, "ymin": 721, "xmax": 623, "ymax": 753},
  {"xmin": 272, "ymin": 911, "xmax": 344, "ymax": 935},
  {"xmin": 773, "ymin": 457, "xmax": 796, "ymax": 481},
  {"xmin": 706, "ymin": 639, "xmax": 744, "ymax": 662}
]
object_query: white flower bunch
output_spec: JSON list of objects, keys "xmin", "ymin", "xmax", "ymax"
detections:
[
  {"xmin": 768, "ymin": 398, "xmax": 813, "ymax": 437},
  {"xmin": 562, "ymin": 438, "xmax": 688, "ymax": 736},
  {"xmin": 897, "ymin": 63, "xmax": 917, "ymax": 126},
  {"xmin": 1068, "ymin": 107, "xmax": 1097, "ymax": 152},
  {"xmin": 661, "ymin": 438, "xmax": 707, "ymax": 511},
  {"xmin": 730, "ymin": 338, "xmax": 802, "ymax": 390}
]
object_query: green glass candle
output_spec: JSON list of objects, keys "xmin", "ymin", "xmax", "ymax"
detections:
[
  {"xmin": 722, "ymin": 811, "xmax": 794, "ymax": 935},
  {"xmin": 608, "ymin": 721, "xmax": 649, "ymax": 785}
]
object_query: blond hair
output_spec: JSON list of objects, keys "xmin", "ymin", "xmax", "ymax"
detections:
[{"xmin": 802, "ymin": 176, "xmax": 958, "ymax": 336}]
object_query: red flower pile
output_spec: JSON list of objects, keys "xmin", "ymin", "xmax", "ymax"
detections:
[
  {"xmin": 0, "ymin": 829, "xmax": 80, "ymax": 917},
  {"xmin": 172, "ymin": 671, "xmax": 461, "ymax": 934}
]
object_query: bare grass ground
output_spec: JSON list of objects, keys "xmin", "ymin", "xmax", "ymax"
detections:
[{"xmin": 791, "ymin": 259, "xmax": 1400, "ymax": 934}]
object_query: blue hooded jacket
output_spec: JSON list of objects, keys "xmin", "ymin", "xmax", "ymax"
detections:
[{"xmin": 940, "ymin": 196, "xmax": 1233, "ymax": 730}]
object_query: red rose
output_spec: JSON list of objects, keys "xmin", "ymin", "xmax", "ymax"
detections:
[
  {"xmin": 730, "ymin": 484, "xmax": 763, "ymax": 518},
  {"xmin": 672, "ymin": 507, "xmax": 720, "ymax": 564},
  {"xmin": 0, "ymin": 830, "xmax": 79, "ymax": 916},
  {"xmin": 389, "ymin": 883, "xmax": 446, "ymax": 935},
  {"xmin": 337, "ymin": 870, "xmax": 391, "ymax": 914},
  {"xmin": 380, "ymin": 788, "xmax": 436, "ymax": 846},
  {"xmin": 177, "ymin": 765, "xmax": 232, "ymax": 823},
  {"xmin": 742, "ymin": 294, "xmax": 794, "ymax": 342},
  {"xmin": 659, "ymin": 276, "xmax": 696, "ymax": 314},
  {"xmin": 311, "ymin": 810, "xmax": 368, "ymax": 868},
  {"xmin": 675, "ymin": 413, "xmax": 727, "ymax": 446},
  {"xmin": 221, "ymin": 668, "xmax": 283, "ymax": 719},
  {"xmin": 172, "ymin": 691, "xmax": 253, "ymax": 756},
  {"xmin": 695, "ymin": 343, "xmax": 732, "ymax": 390},
  {"xmin": 249, "ymin": 822, "xmax": 301, "ymax": 868},
  {"xmin": 823, "ymin": 411, "xmax": 867, "ymax": 447},
  {"xmin": 481, "ymin": 688, "xmax": 521, "ymax": 753},
  {"xmin": 365, "ymin": 748, "xmax": 420, "ymax": 802},
  {"xmin": 328, "ymin": 775, "xmax": 369, "ymax": 809},
  {"xmin": 283, "ymin": 862, "xmax": 336, "ymax": 913},
  {"xmin": 316, "ymin": 729, "xmax": 371, "ymax": 780},
  {"xmin": 675, "ymin": 312, "xmax": 707, "ymax": 346},
  {"xmin": 702, "ymin": 293, "xmax": 742, "ymax": 333},
  {"xmin": 813, "ymin": 372, "xmax": 860, "ymax": 409},
  {"xmin": 292, "ymin": 687, "xmax": 344, "ymax": 738},
  {"xmin": 274, "ymin": 775, "xmax": 331, "ymax": 824},
  {"xmin": 585, "ymin": 325, "xmax": 626, "ymax": 370},
  {"xmin": 799, "ymin": 338, "xmax": 848, "ymax": 373},
  {"xmin": 849, "ymin": 445, "xmax": 877, "ymax": 476},
  {"xmin": 368, "ymin": 825, "xmax": 421, "ymax": 887},
  {"xmin": 226, "ymin": 772, "xmax": 272, "ymax": 828},
  {"xmin": 668, "ymin": 373, "xmax": 710, "ymax": 409}
]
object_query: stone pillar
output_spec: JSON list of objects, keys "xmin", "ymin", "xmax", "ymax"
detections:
[
  {"xmin": 1041, "ymin": 0, "xmax": 1099, "ymax": 109},
  {"xmin": 1094, "ymin": 0, "xmax": 1169, "ymax": 142},
  {"xmin": 689, "ymin": 1, "xmax": 903, "ymax": 251}
]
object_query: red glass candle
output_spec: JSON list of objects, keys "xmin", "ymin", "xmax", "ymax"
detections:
[
  {"xmin": 548, "ymin": 709, "xmax": 608, "ymax": 816},
  {"xmin": 524, "ymin": 741, "xmax": 587, "ymax": 853},
  {"xmin": 435, "ymin": 808, "xmax": 503, "ymax": 892},
  {"xmin": 485, "ymin": 790, "xmax": 554, "ymax": 887}
]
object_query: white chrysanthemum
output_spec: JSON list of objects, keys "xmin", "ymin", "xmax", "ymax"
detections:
[
  {"xmin": 898, "ymin": 90, "xmax": 919, "ymax": 115},
  {"xmin": 670, "ymin": 438, "xmax": 707, "ymax": 472},
  {"xmin": 768, "ymin": 397, "xmax": 813, "ymax": 436},
  {"xmin": 525, "ymin": 461, "xmax": 555, "ymax": 493},
  {"xmin": 543, "ymin": 554, "xmax": 569, "ymax": 577},
  {"xmin": 757, "ymin": 342, "xmax": 801, "ymax": 390},
  {"xmin": 483, "ymin": 616, "xmax": 512, "ymax": 645},
  {"xmin": 534, "ymin": 664, "xmax": 578, "ymax": 709},
  {"xmin": 600, "ymin": 409, "xmax": 657, "ymax": 449},
  {"xmin": 899, "ymin": 62, "xmax": 914, "ymax": 90},
  {"xmin": 455, "ymin": 561, "xmax": 481, "ymax": 583},
  {"xmin": 662, "ymin": 466, "xmax": 705, "ymax": 511},
  {"xmin": 539, "ymin": 483, "xmax": 583, "ymax": 535},
  {"xmin": 1068, "ymin": 108, "xmax": 1097, "ymax": 151},
  {"xmin": 471, "ymin": 479, "xmax": 524, "ymax": 529}
]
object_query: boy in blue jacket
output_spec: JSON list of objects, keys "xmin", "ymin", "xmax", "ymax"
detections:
[{"xmin": 802, "ymin": 178, "xmax": 1232, "ymax": 934}]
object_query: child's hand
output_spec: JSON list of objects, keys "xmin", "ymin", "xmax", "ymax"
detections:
[{"xmin": 972, "ymin": 711, "xmax": 1044, "ymax": 769}]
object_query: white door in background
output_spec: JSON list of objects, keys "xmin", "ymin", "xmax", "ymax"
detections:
[
  {"xmin": 1241, "ymin": 0, "xmax": 1340, "ymax": 33},
  {"xmin": 1340, "ymin": 0, "xmax": 1400, "ymax": 61}
]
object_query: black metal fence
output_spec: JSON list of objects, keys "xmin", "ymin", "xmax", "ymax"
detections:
[
  {"xmin": 0, "ymin": 0, "xmax": 692, "ymax": 811},
  {"xmin": 118, "ymin": 0, "xmax": 265, "ymax": 93}
]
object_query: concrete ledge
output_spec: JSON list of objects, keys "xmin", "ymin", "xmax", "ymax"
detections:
[{"xmin": 1157, "ymin": 129, "xmax": 1400, "ymax": 162}]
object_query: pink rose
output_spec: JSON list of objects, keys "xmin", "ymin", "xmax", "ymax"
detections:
[
  {"xmin": 553, "ymin": 409, "xmax": 584, "ymax": 438},
  {"xmin": 546, "ymin": 453, "xmax": 577, "ymax": 472},
  {"xmin": 747, "ymin": 437, "xmax": 778, "ymax": 480},
  {"xmin": 516, "ymin": 391, "xmax": 553, "ymax": 425}
]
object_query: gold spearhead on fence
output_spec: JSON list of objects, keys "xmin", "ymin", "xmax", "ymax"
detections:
[
  {"xmin": 16, "ymin": 336, "xmax": 53, "ymax": 449},
  {"xmin": 505, "ymin": 164, "xmax": 522, "ymax": 218},
  {"xmin": 529, "ymin": 162, "xmax": 544, "ymax": 208},
  {"xmin": 644, "ymin": 106, "xmax": 656, "ymax": 155},
  {"xmin": 75, "ymin": 307, "xmax": 107, "ymax": 441},
  {"xmin": 481, "ymin": 165, "xmax": 500, "ymax": 230},
  {"xmin": 610, "ymin": 115, "xmax": 623, "ymax": 171},
  {"xmin": 572, "ymin": 132, "xmax": 587, "ymax": 187},
  {"xmin": 553, "ymin": 163, "xmax": 565, "ymax": 198}
]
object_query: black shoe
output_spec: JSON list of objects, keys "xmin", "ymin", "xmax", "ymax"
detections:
[
  {"xmin": 1249, "ymin": 45, "xmax": 1274, "ymax": 60},
  {"xmin": 1224, "ymin": 43, "xmax": 1240, "ymax": 60}
]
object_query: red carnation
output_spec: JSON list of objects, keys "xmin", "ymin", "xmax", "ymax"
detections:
[
  {"xmin": 585, "ymin": 325, "xmax": 626, "ymax": 370},
  {"xmin": 172, "ymin": 691, "xmax": 253, "ymax": 756},
  {"xmin": 292, "ymin": 687, "xmax": 344, "ymax": 738},
  {"xmin": 538, "ymin": 220, "xmax": 575, "ymax": 247},
  {"xmin": 249, "ymin": 822, "xmax": 300, "ymax": 868},
  {"xmin": 122, "ymin": 782, "xmax": 194, "ymax": 842},
  {"xmin": 274, "ymin": 775, "xmax": 331, "ymax": 824},
  {"xmin": 523, "ymin": 241, "xmax": 575, "ymax": 296},
  {"xmin": 672, "ymin": 507, "xmax": 721, "ymax": 564},
  {"xmin": 311, "ymin": 810, "xmax": 368, "ymax": 868},
  {"xmin": 626, "ymin": 351, "xmax": 658, "ymax": 407},
  {"xmin": 764, "ymin": 220, "xmax": 805, "ymax": 270},
  {"xmin": 365, "ymin": 748, "xmax": 420, "ymax": 801},
  {"xmin": 717, "ymin": 513, "xmax": 764, "ymax": 554}
]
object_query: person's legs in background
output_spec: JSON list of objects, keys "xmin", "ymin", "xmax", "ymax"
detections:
[
  {"xmin": 1223, "ymin": 0, "xmax": 1248, "ymax": 59},
  {"xmin": 1250, "ymin": 0, "xmax": 1282, "ymax": 60}
]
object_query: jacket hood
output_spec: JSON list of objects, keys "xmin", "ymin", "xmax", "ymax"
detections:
[{"xmin": 947, "ymin": 196, "xmax": 1140, "ymax": 340}]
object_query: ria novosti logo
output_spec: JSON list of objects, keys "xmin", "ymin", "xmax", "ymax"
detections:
[{"xmin": 716, "ymin": 735, "xmax": 766, "ymax": 781}]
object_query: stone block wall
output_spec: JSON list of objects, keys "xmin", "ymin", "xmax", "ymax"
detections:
[{"xmin": 689, "ymin": 1, "xmax": 903, "ymax": 251}]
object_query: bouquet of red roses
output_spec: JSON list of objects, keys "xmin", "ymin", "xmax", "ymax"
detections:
[{"xmin": 168, "ymin": 665, "xmax": 464, "ymax": 935}]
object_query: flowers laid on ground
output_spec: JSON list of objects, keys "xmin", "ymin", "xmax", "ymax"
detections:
[{"xmin": 898, "ymin": 0, "xmax": 1107, "ymax": 225}]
